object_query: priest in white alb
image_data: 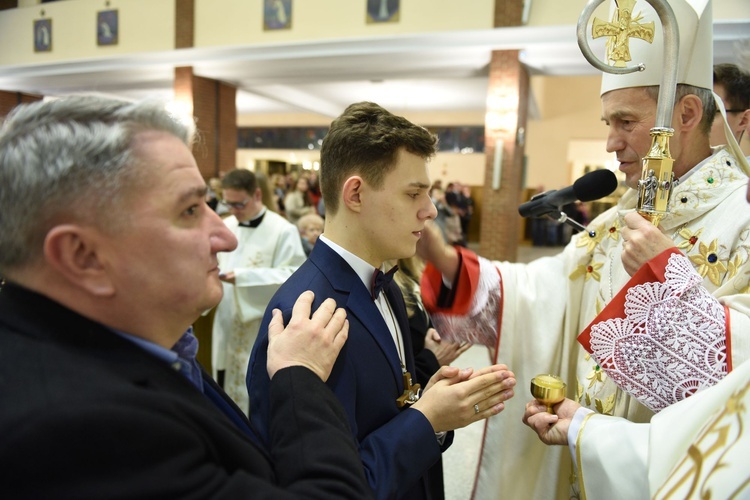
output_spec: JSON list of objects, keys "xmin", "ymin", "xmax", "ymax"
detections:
[{"xmin": 212, "ymin": 169, "xmax": 306, "ymax": 414}]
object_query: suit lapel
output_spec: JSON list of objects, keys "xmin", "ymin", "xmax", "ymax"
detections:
[{"xmin": 309, "ymin": 242, "xmax": 404, "ymax": 387}]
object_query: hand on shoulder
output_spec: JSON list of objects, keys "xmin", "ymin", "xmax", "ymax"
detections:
[{"xmin": 266, "ymin": 291, "xmax": 348, "ymax": 381}]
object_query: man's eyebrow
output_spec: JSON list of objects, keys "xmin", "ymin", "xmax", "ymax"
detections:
[
  {"xmin": 601, "ymin": 110, "xmax": 635, "ymax": 122},
  {"xmin": 177, "ymin": 185, "xmax": 208, "ymax": 204},
  {"xmin": 409, "ymin": 182, "xmax": 431, "ymax": 189}
]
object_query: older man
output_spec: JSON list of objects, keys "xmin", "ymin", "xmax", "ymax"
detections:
[
  {"xmin": 418, "ymin": 1, "xmax": 750, "ymax": 498},
  {"xmin": 0, "ymin": 96, "xmax": 371, "ymax": 498},
  {"xmin": 523, "ymin": 166, "xmax": 750, "ymax": 499}
]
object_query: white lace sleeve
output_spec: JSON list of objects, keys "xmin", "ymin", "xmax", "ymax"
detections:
[{"xmin": 589, "ymin": 253, "xmax": 727, "ymax": 412}]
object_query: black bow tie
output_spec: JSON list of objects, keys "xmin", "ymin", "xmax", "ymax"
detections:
[
  {"xmin": 371, "ymin": 266, "xmax": 398, "ymax": 301},
  {"xmin": 238, "ymin": 213, "xmax": 265, "ymax": 228}
]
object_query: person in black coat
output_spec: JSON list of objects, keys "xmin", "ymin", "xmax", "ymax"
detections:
[{"xmin": 0, "ymin": 96, "xmax": 372, "ymax": 499}]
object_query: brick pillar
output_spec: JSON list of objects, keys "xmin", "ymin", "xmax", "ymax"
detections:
[
  {"xmin": 0, "ymin": 91, "xmax": 42, "ymax": 119},
  {"xmin": 173, "ymin": 67, "xmax": 237, "ymax": 180},
  {"xmin": 175, "ymin": 0, "xmax": 194, "ymax": 49},
  {"xmin": 0, "ymin": 0, "xmax": 18, "ymax": 12},
  {"xmin": 478, "ymin": 0, "xmax": 529, "ymax": 262}
]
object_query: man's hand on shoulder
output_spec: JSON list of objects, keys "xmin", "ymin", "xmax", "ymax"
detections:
[{"xmin": 266, "ymin": 291, "xmax": 348, "ymax": 381}]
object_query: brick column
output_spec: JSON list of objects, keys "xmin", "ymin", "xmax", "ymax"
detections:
[
  {"xmin": 175, "ymin": 0, "xmax": 194, "ymax": 49},
  {"xmin": 173, "ymin": 67, "xmax": 237, "ymax": 180},
  {"xmin": 0, "ymin": 91, "xmax": 42, "ymax": 119},
  {"xmin": 0, "ymin": 0, "xmax": 18, "ymax": 12},
  {"xmin": 478, "ymin": 0, "xmax": 529, "ymax": 262},
  {"xmin": 173, "ymin": 0, "xmax": 236, "ymax": 180}
]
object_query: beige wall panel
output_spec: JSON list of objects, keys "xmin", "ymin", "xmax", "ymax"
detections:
[
  {"xmin": 525, "ymin": 74, "xmax": 607, "ymax": 191},
  {"xmin": 428, "ymin": 152, "xmax": 485, "ymax": 186},
  {"xmin": 528, "ymin": 0, "xmax": 748, "ymax": 25},
  {"xmin": 0, "ymin": 0, "xmax": 175, "ymax": 66},
  {"xmin": 195, "ymin": 0, "xmax": 494, "ymax": 47}
]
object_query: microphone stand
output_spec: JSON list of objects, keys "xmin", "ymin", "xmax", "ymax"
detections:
[{"xmin": 546, "ymin": 211, "xmax": 596, "ymax": 238}]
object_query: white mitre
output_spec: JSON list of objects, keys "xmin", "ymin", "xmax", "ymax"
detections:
[{"xmin": 599, "ymin": 0, "xmax": 712, "ymax": 95}]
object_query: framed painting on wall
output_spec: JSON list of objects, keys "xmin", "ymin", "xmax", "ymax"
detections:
[
  {"xmin": 366, "ymin": 0, "xmax": 399, "ymax": 24},
  {"xmin": 33, "ymin": 19, "xmax": 52, "ymax": 53},
  {"xmin": 264, "ymin": 0, "xmax": 292, "ymax": 31},
  {"xmin": 97, "ymin": 9, "xmax": 119, "ymax": 46}
]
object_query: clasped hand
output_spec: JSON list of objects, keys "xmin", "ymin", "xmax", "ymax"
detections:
[{"xmin": 411, "ymin": 364, "xmax": 516, "ymax": 433}]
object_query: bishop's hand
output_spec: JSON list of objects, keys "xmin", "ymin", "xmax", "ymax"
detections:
[
  {"xmin": 522, "ymin": 398, "xmax": 581, "ymax": 446},
  {"xmin": 621, "ymin": 212, "xmax": 677, "ymax": 276},
  {"xmin": 416, "ymin": 220, "xmax": 460, "ymax": 280}
]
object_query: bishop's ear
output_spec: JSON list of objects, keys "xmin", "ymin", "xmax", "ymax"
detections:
[
  {"xmin": 44, "ymin": 225, "xmax": 115, "ymax": 296},
  {"xmin": 676, "ymin": 94, "xmax": 704, "ymax": 132}
]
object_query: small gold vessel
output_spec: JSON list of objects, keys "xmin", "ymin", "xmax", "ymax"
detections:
[{"xmin": 530, "ymin": 374, "xmax": 566, "ymax": 413}]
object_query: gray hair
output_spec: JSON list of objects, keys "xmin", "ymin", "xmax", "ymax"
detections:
[
  {"xmin": 643, "ymin": 84, "xmax": 717, "ymax": 135},
  {"xmin": 0, "ymin": 95, "xmax": 194, "ymax": 273}
]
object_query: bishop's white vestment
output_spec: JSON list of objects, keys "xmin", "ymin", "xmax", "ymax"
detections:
[
  {"xmin": 422, "ymin": 147, "xmax": 750, "ymax": 499},
  {"xmin": 575, "ymin": 355, "xmax": 750, "ymax": 499},
  {"xmin": 212, "ymin": 210, "xmax": 306, "ymax": 413}
]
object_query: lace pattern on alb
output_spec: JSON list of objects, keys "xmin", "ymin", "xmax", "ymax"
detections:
[
  {"xmin": 590, "ymin": 253, "xmax": 727, "ymax": 412},
  {"xmin": 430, "ymin": 257, "xmax": 500, "ymax": 348}
]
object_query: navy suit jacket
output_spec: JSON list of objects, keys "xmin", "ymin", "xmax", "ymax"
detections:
[
  {"xmin": 248, "ymin": 240, "xmax": 451, "ymax": 500},
  {"xmin": 0, "ymin": 281, "xmax": 371, "ymax": 499}
]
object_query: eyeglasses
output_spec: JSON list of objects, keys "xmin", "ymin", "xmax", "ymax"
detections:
[
  {"xmin": 717, "ymin": 109, "xmax": 746, "ymax": 114},
  {"xmin": 222, "ymin": 197, "xmax": 251, "ymax": 209}
]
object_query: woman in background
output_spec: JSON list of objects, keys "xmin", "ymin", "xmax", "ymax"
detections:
[{"xmin": 284, "ymin": 175, "xmax": 316, "ymax": 225}]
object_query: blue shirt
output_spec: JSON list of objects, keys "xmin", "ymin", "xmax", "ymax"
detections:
[{"xmin": 114, "ymin": 327, "xmax": 203, "ymax": 392}]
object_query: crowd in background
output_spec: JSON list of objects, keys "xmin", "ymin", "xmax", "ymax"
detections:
[{"xmin": 207, "ymin": 170, "xmax": 476, "ymax": 253}]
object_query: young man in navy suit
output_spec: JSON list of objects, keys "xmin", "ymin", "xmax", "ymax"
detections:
[
  {"xmin": 247, "ymin": 101, "xmax": 517, "ymax": 500},
  {"xmin": 0, "ymin": 96, "xmax": 372, "ymax": 499}
]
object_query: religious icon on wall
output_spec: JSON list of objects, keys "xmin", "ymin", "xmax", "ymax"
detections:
[
  {"xmin": 33, "ymin": 19, "xmax": 52, "ymax": 53},
  {"xmin": 263, "ymin": 0, "xmax": 292, "ymax": 31},
  {"xmin": 366, "ymin": 0, "xmax": 399, "ymax": 24},
  {"xmin": 97, "ymin": 9, "xmax": 119, "ymax": 46}
]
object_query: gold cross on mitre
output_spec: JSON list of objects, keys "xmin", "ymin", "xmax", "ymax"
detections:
[{"xmin": 592, "ymin": 0, "xmax": 655, "ymax": 67}]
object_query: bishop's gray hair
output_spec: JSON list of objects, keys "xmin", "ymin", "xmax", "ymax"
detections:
[
  {"xmin": 643, "ymin": 83, "xmax": 717, "ymax": 135},
  {"xmin": 0, "ymin": 95, "xmax": 194, "ymax": 273}
]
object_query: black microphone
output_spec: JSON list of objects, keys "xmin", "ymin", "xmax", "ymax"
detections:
[{"xmin": 518, "ymin": 169, "xmax": 618, "ymax": 218}]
